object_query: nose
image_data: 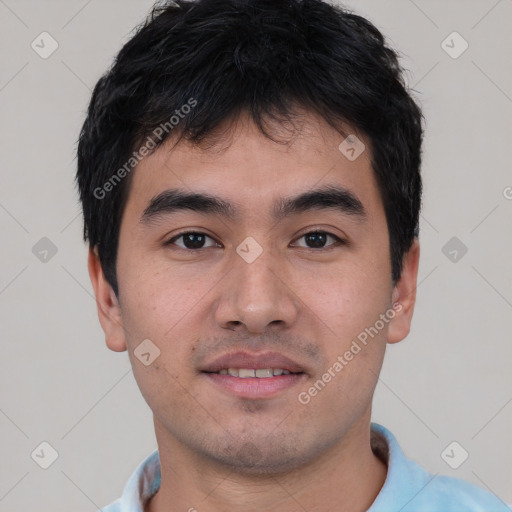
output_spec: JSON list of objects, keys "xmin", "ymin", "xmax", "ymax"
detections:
[{"xmin": 214, "ymin": 246, "xmax": 300, "ymax": 334}]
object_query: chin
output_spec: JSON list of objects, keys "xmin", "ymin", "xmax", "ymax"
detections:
[{"xmin": 200, "ymin": 431, "xmax": 327, "ymax": 476}]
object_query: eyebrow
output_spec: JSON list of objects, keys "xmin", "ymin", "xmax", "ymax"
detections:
[{"xmin": 140, "ymin": 184, "xmax": 366, "ymax": 225}]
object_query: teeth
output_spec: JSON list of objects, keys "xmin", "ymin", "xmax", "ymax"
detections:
[
  {"xmin": 239, "ymin": 368, "xmax": 256, "ymax": 378},
  {"xmin": 217, "ymin": 368, "xmax": 294, "ymax": 378},
  {"xmin": 255, "ymin": 368, "xmax": 273, "ymax": 378}
]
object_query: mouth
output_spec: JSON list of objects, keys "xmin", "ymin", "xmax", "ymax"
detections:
[
  {"xmin": 200, "ymin": 352, "xmax": 307, "ymax": 399},
  {"xmin": 206, "ymin": 368, "xmax": 300, "ymax": 377}
]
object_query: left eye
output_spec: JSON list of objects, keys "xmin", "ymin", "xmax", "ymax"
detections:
[
  {"xmin": 292, "ymin": 231, "xmax": 343, "ymax": 249},
  {"xmin": 167, "ymin": 232, "xmax": 220, "ymax": 250}
]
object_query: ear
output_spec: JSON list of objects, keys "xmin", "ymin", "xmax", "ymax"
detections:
[
  {"xmin": 387, "ymin": 239, "xmax": 420, "ymax": 344},
  {"xmin": 87, "ymin": 246, "xmax": 127, "ymax": 352}
]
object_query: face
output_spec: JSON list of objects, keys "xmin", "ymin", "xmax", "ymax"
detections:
[{"xmin": 90, "ymin": 111, "xmax": 419, "ymax": 474}]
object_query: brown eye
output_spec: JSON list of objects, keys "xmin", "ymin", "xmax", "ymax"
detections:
[
  {"xmin": 166, "ymin": 232, "xmax": 220, "ymax": 250},
  {"xmin": 293, "ymin": 231, "xmax": 344, "ymax": 249}
]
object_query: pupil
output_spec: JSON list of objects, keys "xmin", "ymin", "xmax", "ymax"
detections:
[
  {"xmin": 306, "ymin": 232, "xmax": 326, "ymax": 248},
  {"xmin": 184, "ymin": 233, "xmax": 205, "ymax": 249}
]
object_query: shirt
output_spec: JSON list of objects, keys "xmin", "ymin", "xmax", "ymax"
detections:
[{"xmin": 102, "ymin": 422, "xmax": 509, "ymax": 512}]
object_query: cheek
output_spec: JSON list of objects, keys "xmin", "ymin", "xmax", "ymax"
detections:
[
  {"xmin": 302, "ymin": 255, "xmax": 391, "ymax": 337},
  {"xmin": 300, "ymin": 248, "xmax": 391, "ymax": 397},
  {"xmin": 129, "ymin": 355, "xmax": 200, "ymax": 434},
  {"xmin": 118, "ymin": 252, "xmax": 211, "ymax": 335}
]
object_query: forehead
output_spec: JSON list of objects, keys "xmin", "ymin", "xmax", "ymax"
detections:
[{"xmin": 122, "ymin": 110, "xmax": 382, "ymax": 224}]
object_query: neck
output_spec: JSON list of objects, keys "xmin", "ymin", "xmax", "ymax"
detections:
[{"xmin": 146, "ymin": 415, "xmax": 387, "ymax": 512}]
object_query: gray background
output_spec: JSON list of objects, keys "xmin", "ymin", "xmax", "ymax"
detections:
[{"xmin": 0, "ymin": 0, "xmax": 511, "ymax": 510}]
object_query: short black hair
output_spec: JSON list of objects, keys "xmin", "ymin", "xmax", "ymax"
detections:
[{"xmin": 76, "ymin": 0, "xmax": 423, "ymax": 297}]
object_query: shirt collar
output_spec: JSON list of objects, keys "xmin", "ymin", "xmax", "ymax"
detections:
[{"xmin": 120, "ymin": 448, "xmax": 160, "ymax": 512}]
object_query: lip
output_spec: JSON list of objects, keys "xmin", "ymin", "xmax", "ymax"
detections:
[
  {"xmin": 200, "ymin": 351, "xmax": 306, "ymax": 374},
  {"xmin": 200, "ymin": 351, "xmax": 308, "ymax": 400},
  {"xmin": 204, "ymin": 372, "xmax": 306, "ymax": 399}
]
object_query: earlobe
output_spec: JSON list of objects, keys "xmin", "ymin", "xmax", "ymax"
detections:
[
  {"xmin": 387, "ymin": 240, "xmax": 420, "ymax": 344},
  {"xmin": 87, "ymin": 246, "xmax": 127, "ymax": 352}
]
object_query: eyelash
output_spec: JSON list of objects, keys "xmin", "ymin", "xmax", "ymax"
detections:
[{"xmin": 164, "ymin": 230, "xmax": 346, "ymax": 251}]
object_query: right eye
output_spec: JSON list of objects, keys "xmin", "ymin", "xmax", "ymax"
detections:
[{"xmin": 164, "ymin": 231, "xmax": 221, "ymax": 250}]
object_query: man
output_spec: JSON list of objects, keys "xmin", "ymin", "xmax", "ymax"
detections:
[{"xmin": 76, "ymin": 0, "xmax": 508, "ymax": 510}]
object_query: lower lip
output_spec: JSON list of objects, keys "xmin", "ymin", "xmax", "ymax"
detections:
[{"xmin": 203, "ymin": 372, "xmax": 305, "ymax": 399}]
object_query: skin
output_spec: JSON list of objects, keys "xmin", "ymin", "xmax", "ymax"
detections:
[{"xmin": 88, "ymin": 110, "xmax": 420, "ymax": 512}]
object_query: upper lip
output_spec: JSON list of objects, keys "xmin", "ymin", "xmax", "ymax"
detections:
[{"xmin": 200, "ymin": 351, "xmax": 306, "ymax": 374}]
